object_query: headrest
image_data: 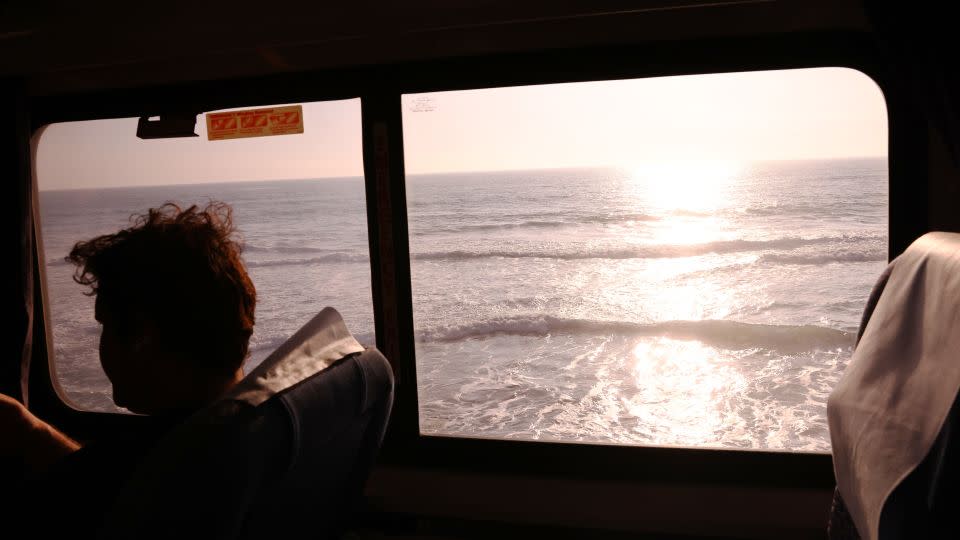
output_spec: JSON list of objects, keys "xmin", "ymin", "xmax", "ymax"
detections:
[
  {"xmin": 227, "ymin": 307, "xmax": 365, "ymax": 407},
  {"xmin": 828, "ymin": 232, "xmax": 960, "ymax": 540}
]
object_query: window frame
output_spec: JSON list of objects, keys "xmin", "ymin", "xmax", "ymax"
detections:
[
  {"xmin": 29, "ymin": 79, "xmax": 372, "ymax": 439},
  {"xmin": 27, "ymin": 30, "xmax": 919, "ymax": 489}
]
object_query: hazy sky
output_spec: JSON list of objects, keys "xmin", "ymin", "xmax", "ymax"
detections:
[{"xmin": 37, "ymin": 67, "xmax": 887, "ymax": 191}]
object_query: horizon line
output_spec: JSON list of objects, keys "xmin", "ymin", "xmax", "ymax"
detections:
[{"xmin": 39, "ymin": 155, "xmax": 887, "ymax": 192}]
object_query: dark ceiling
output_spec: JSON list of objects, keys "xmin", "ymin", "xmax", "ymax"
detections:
[{"xmin": 1, "ymin": 0, "xmax": 867, "ymax": 95}]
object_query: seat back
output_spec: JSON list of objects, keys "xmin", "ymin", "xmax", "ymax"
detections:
[
  {"xmin": 241, "ymin": 348, "xmax": 394, "ymax": 538},
  {"xmin": 875, "ymin": 391, "xmax": 960, "ymax": 539},
  {"xmin": 827, "ymin": 232, "xmax": 960, "ymax": 540},
  {"xmin": 98, "ymin": 347, "xmax": 394, "ymax": 540}
]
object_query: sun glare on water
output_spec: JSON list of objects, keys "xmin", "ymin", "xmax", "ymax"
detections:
[
  {"xmin": 607, "ymin": 159, "xmax": 744, "ymax": 321},
  {"xmin": 625, "ymin": 338, "xmax": 747, "ymax": 446},
  {"xmin": 610, "ymin": 161, "xmax": 748, "ymax": 446},
  {"xmin": 623, "ymin": 160, "xmax": 741, "ymax": 247}
]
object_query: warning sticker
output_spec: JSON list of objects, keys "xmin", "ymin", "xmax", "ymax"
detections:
[{"xmin": 206, "ymin": 105, "xmax": 304, "ymax": 141}]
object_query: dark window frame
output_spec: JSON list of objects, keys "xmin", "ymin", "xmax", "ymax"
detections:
[{"xmin": 26, "ymin": 30, "xmax": 920, "ymax": 488}]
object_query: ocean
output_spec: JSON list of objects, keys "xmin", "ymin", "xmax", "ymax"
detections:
[{"xmin": 39, "ymin": 157, "xmax": 887, "ymax": 452}]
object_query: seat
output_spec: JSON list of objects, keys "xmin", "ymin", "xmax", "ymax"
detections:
[
  {"xmin": 98, "ymin": 308, "xmax": 394, "ymax": 540},
  {"xmin": 827, "ymin": 232, "xmax": 960, "ymax": 540}
]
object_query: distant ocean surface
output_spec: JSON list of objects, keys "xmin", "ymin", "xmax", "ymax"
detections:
[{"xmin": 39, "ymin": 158, "xmax": 887, "ymax": 452}]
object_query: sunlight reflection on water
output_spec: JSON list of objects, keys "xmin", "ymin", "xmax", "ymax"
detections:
[{"xmin": 625, "ymin": 338, "xmax": 748, "ymax": 446}]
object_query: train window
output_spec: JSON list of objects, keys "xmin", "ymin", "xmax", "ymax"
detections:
[
  {"xmin": 402, "ymin": 68, "xmax": 888, "ymax": 452},
  {"xmin": 35, "ymin": 99, "xmax": 373, "ymax": 412}
]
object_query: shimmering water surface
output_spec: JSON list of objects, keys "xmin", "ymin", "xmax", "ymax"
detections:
[{"xmin": 40, "ymin": 158, "xmax": 886, "ymax": 451}]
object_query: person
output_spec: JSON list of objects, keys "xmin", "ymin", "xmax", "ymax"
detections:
[{"xmin": 0, "ymin": 201, "xmax": 256, "ymax": 536}]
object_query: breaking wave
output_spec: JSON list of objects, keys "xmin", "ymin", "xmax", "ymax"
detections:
[
  {"xmin": 758, "ymin": 251, "xmax": 887, "ymax": 265},
  {"xmin": 417, "ymin": 316, "xmax": 853, "ymax": 354},
  {"xmin": 416, "ymin": 213, "xmax": 660, "ymax": 235},
  {"xmin": 245, "ymin": 253, "xmax": 368, "ymax": 267},
  {"xmin": 244, "ymin": 244, "xmax": 331, "ymax": 254},
  {"xmin": 413, "ymin": 235, "xmax": 882, "ymax": 262}
]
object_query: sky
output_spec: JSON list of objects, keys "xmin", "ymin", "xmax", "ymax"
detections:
[{"xmin": 36, "ymin": 67, "xmax": 887, "ymax": 191}]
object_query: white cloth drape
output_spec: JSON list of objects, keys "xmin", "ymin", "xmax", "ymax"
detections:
[{"xmin": 829, "ymin": 232, "xmax": 960, "ymax": 540}]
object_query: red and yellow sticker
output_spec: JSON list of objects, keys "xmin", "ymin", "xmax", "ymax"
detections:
[{"xmin": 206, "ymin": 105, "xmax": 304, "ymax": 141}]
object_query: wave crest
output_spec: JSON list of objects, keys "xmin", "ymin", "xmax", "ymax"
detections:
[
  {"xmin": 246, "ymin": 253, "xmax": 368, "ymax": 267},
  {"xmin": 413, "ymin": 235, "xmax": 882, "ymax": 262},
  {"xmin": 758, "ymin": 251, "xmax": 886, "ymax": 265},
  {"xmin": 418, "ymin": 316, "xmax": 853, "ymax": 353},
  {"xmin": 416, "ymin": 213, "xmax": 660, "ymax": 235},
  {"xmin": 244, "ymin": 244, "xmax": 330, "ymax": 254}
]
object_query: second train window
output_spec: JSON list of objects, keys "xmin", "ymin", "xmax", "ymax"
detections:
[{"xmin": 402, "ymin": 67, "xmax": 888, "ymax": 452}]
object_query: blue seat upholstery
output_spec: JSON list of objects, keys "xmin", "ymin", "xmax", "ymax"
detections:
[
  {"xmin": 99, "ymin": 347, "xmax": 394, "ymax": 540},
  {"xmin": 241, "ymin": 348, "xmax": 395, "ymax": 538}
]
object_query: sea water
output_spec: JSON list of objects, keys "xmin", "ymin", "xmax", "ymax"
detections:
[{"xmin": 39, "ymin": 158, "xmax": 886, "ymax": 451}]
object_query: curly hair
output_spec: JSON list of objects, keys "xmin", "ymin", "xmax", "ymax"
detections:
[{"xmin": 68, "ymin": 202, "xmax": 256, "ymax": 375}]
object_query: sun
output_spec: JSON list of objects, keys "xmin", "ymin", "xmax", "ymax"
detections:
[
  {"xmin": 628, "ymin": 159, "xmax": 741, "ymax": 213},
  {"xmin": 619, "ymin": 159, "xmax": 742, "ymax": 246}
]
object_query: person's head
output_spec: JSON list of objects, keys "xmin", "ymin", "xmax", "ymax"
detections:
[{"xmin": 68, "ymin": 202, "xmax": 256, "ymax": 415}]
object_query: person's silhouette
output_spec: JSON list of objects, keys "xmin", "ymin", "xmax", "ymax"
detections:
[{"xmin": 1, "ymin": 201, "xmax": 256, "ymax": 537}]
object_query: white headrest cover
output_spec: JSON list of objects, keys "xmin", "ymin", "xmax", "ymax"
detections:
[{"xmin": 228, "ymin": 306, "xmax": 365, "ymax": 407}]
